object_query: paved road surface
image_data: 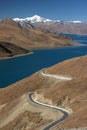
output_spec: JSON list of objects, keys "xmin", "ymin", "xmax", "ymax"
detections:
[{"xmin": 29, "ymin": 93, "xmax": 69, "ymax": 130}]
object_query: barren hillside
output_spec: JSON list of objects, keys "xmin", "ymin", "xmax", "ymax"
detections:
[{"xmin": 0, "ymin": 18, "xmax": 79, "ymax": 50}]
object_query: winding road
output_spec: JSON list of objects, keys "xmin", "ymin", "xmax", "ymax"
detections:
[
  {"xmin": 29, "ymin": 93, "xmax": 70, "ymax": 130},
  {"xmin": 28, "ymin": 69, "xmax": 72, "ymax": 129}
]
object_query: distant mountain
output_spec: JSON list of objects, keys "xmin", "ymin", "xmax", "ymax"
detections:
[
  {"xmin": 69, "ymin": 20, "xmax": 82, "ymax": 23},
  {"xmin": 13, "ymin": 15, "xmax": 54, "ymax": 23},
  {"xmin": 13, "ymin": 15, "xmax": 87, "ymax": 35},
  {"xmin": 1, "ymin": 15, "xmax": 87, "ymax": 37},
  {"xmin": 13, "ymin": 15, "xmax": 82, "ymax": 24}
]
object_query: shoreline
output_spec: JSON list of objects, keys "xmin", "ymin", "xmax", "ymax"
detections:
[
  {"xmin": 0, "ymin": 51, "xmax": 33, "ymax": 61},
  {"xmin": 0, "ymin": 42, "xmax": 86, "ymax": 61}
]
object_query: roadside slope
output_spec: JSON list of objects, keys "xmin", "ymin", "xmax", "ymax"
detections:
[{"xmin": 41, "ymin": 55, "xmax": 87, "ymax": 128}]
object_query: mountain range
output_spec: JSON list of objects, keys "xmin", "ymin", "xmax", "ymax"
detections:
[
  {"xmin": 1, "ymin": 15, "xmax": 87, "ymax": 35},
  {"xmin": 13, "ymin": 15, "xmax": 87, "ymax": 35},
  {"xmin": 13, "ymin": 15, "xmax": 82, "ymax": 23}
]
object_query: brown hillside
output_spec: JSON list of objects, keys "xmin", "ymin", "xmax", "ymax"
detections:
[
  {"xmin": 38, "ymin": 55, "xmax": 87, "ymax": 128},
  {"xmin": 0, "ymin": 41, "xmax": 29, "ymax": 59},
  {"xmin": 0, "ymin": 18, "xmax": 79, "ymax": 50}
]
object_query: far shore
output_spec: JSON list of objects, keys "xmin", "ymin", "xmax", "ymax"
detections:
[{"xmin": 29, "ymin": 42, "xmax": 86, "ymax": 51}]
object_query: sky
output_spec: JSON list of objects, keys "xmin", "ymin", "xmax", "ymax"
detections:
[{"xmin": 0, "ymin": 0, "xmax": 87, "ymax": 21}]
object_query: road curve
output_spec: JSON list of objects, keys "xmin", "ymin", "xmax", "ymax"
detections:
[
  {"xmin": 41, "ymin": 69, "xmax": 73, "ymax": 80},
  {"xmin": 29, "ymin": 93, "xmax": 70, "ymax": 130}
]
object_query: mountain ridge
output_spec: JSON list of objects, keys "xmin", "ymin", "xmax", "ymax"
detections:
[
  {"xmin": 13, "ymin": 15, "xmax": 84, "ymax": 23},
  {"xmin": 12, "ymin": 15, "xmax": 87, "ymax": 35},
  {"xmin": 1, "ymin": 15, "xmax": 87, "ymax": 35}
]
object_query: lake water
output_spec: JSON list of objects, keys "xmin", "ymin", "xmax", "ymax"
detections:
[
  {"xmin": 64, "ymin": 33, "xmax": 87, "ymax": 44},
  {"xmin": 0, "ymin": 34, "xmax": 87, "ymax": 87}
]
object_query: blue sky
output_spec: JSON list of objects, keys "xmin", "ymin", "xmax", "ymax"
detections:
[{"xmin": 0, "ymin": 0, "xmax": 87, "ymax": 21}]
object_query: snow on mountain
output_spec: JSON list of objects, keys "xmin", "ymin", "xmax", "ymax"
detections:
[
  {"xmin": 13, "ymin": 15, "xmax": 83, "ymax": 24},
  {"xmin": 69, "ymin": 20, "xmax": 82, "ymax": 23},
  {"xmin": 13, "ymin": 15, "xmax": 53, "ymax": 23}
]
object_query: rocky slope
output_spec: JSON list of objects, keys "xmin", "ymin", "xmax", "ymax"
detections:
[{"xmin": 0, "ymin": 55, "xmax": 87, "ymax": 129}]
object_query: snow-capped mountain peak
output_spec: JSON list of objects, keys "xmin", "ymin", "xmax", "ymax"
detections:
[
  {"xmin": 69, "ymin": 20, "xmax": 82, "ymax": 23},
  {"xmin": 13, "ymin": 15, "xmax": 52, "ymax": 23},
  {"xmin": 13, "ymin": 15, "xmax": 83, "ymax": 24}
]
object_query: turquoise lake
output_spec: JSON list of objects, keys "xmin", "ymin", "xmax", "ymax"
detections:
[{"xmin": 0, "ymin": 34, "xmax": 87, "ymax": 87}]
